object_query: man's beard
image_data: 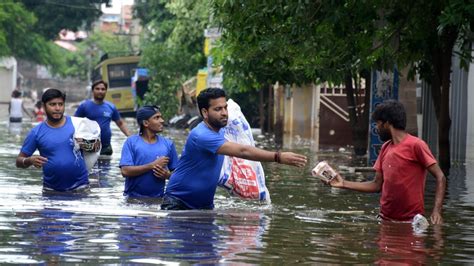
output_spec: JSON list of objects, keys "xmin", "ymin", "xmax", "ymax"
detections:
[
  {"xmin": 46, "ymin": 113, "xmax": 63, "ymax": 123},
  {"xmin": 378, "ymin": 129, "xmax": 392, "ymax": 142},
  {"xmin": 208, "ymin": 116, "xmax": 227, "ymax": 129},
  {"xmin": 94, "ymin": 95, "xmax": 105, "ymax": 102}
]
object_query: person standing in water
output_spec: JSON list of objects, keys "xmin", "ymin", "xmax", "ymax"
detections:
[
  {"xmin": 325, "ymin": 100, "xmax": 446, "ymax": 224},
  {"xmin": 74, "ymin": 80, "xmax": 131, "ymax": 155},
  {"xmin": 162, "ymin": 88, "xmax": 307, "ymax": 210},
  {"xmin": 9, "ymin": 90, "xmax": 32, "ymax": 123},
  {"xmin": 120, "ymin": 105, "xmax": 179, "ymax": 198},
  {"xmin": 16, "ymin": 89, "xmax": 90, "ymax": 192}
]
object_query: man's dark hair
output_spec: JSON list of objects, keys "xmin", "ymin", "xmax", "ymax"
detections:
[
  {"xmin": 197, "ymin": 88, "xmax": 226, "ymax": 116},
  {"xmin": 11, "ymin": 90, "xmax": 21, "ymax": 98},
  {"xmin": 91, "ymin": 80, "xmax": 108, "ymax": 91},
  {"xmin": 371, "ymin": 99, "xmax": 406, "ymax": 130},
  {"xmin": 42, "ymin": 89, "xmax": 66, "ymax": 104}
]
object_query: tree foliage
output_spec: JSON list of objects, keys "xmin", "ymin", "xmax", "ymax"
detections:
[
  {"xmin": 0, "ymin": 1, "xmax": 58, "ymax": 66},
  {"xmin": 134, "ymin": 0, "xmax": 210, "ymax": 119},
  {"xmin": 19, "ymin": 0, "xmax": 109, "ymax": 40},
  {"xmin": 385, "ymin": 0, "xmax": 473, "ymax": 173},
  {"xmin": 212, "ymin": 1, "xmax": 388, "ymax": 90},
  {"xmin": 54, "ymin": 31, "xmax": 132, "ymax": 79},
  {"xmin": 212, "ymin": 0, "xmax": 473, "ymax": 170},
  {"xmin": 1, "ymin": 0, "xmax": 111, "ymax": 74}
]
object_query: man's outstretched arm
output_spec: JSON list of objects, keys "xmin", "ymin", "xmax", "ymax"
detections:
[
  {"xmin": 216, "ymin": 141, "xmax": 307, "ymax": 167},
  {"xmin": 328, "ymin": 170, "xmax": 383, "ymax": 193}
]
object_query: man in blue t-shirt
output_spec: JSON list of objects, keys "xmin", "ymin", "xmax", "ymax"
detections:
[
  {"xmin": 120, "ymin": 106, "xmax": 179, "ymax": 198},
  {"xmin": 74, "ymin": 80, "xmax": 130, "ymax": 155},
  {"xmin": 16, "ymin": 89, "xmax": 89, "ymax": 192},
  {"xmin": 162, "ymin": 88, "xmax": 308, "ymax": 210}
]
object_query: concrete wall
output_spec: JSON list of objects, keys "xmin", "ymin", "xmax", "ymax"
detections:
[
  {"xmin": 283, "ymin": 84, "xmax": 319, "ymax": 149},
  {"xmin": 0, "ymin": 57, "xmax": 17, "ymax": 103},
  {"xmin": 18, "ymin": 60, "xmax": 88, "ymax": 103}
]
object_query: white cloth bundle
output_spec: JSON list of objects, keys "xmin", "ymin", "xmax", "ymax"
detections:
[{"xmin": 71, "ymin": 116, "xmax": 101, "ymax": 172}]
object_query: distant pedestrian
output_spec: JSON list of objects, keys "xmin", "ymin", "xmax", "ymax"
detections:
[
  {"xmin": 74, "ymin": 80, "xmax": 130, "ymax": 156},
  {"xmin": 9, "ymin": 90, "xmax": 32, "ymax": 123},
  {"xmin": 34, "ymin": 101, "xmax": 45, "ymax": 122}
]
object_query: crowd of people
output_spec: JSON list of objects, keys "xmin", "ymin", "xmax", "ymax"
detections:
[{"xmin": 13, "ymin": 84, "xmax": 445, "ymax": 225}]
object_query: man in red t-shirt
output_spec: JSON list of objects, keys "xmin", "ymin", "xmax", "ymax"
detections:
[{"xmin": 327, "ymin": 100, "xmax": 446, "ymax": 224}]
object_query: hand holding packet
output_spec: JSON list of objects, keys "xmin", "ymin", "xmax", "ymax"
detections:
[{"xmin": 311, "ymin": 161, "xmax": 338, "ymax": 183}]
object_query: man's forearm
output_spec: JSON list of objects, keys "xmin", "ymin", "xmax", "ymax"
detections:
[
  {"xmin": 231, "ymin": 145, "xmax": 276, "ymax": 162},
  {"xmin": 16, "ymin": 156, "xmax": 31, "ymax": 168},
  {"xmin": 433, "ymin": 175, "xmax": 446, "ymax": 213},
  {"xmin": 341, "ymin": 179, "xmax": 381, "ymax": 193},
  {"xmin": 119, "ymin": 124, "xmax": 130, "ymax": 136},
  {"xmin": 428, "ymin": 164, "xmax": 447, "ymax": 213},
  {"xmin": 121, "ymin": 164, "xmax": 153, "ymax": 177}
]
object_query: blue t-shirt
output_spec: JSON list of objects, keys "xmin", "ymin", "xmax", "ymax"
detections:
[
  {"xmin": 120, "ymin": 134, "xmax": 179, "ymax": 198},
  {"xmin": 165, "ymin": 122, "xmax": 227, "ymax": 209},
  {"xmin": 74, "ymin": 99, "xmax": 120, "ymax": 148},
  {"xmin": 20, "ymin": 116, "xmax": 89, "ymax": 191}
]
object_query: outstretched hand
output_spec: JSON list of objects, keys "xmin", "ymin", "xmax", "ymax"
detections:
[{"xmin": 279, "ymin": 152, "xmax": 307, "ymax": 167}]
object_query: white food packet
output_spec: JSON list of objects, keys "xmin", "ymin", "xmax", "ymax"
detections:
[{"xmin": 311, "ymin": 161, "xmax": 337, "ymax": 182}]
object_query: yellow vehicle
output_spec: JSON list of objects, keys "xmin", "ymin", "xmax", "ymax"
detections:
[{"xmin": 91, "ymin": 55, "xmax": 140, "ymax": 116}]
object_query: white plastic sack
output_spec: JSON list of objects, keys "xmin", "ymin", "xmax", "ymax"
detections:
[
  {"xmin": 218, "ymin": 99, "xmax": 271, "ymax": 202},
  {"xmin": 71, "ymin": 116, "xmax": 101, "ymax": 172}
]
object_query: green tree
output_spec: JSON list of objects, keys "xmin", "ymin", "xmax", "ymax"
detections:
[
  {"xmin": 376, "ymin": 0, "xmax": 474, "ymax": 174},
  {"xmin": 134, "ymin": 0, "xmax": 210, "ymax": 119},
  {"xmin": 19, "ymin": 0, "xmax": 109, "ymax": 40},
  {"xmin": 1, "ymin": 0, "xmax": 112, "ymax": 74},
  {"xmin": 212, "ymin": 1, "xmax": 474, "ymax": 172},
  {"xmin": 0, "ymin": 1, "xmax": 60, "ymax": 66},
  {"xmin": 212, "ymin": 1, "xmax": 377, "ymax": 152}
]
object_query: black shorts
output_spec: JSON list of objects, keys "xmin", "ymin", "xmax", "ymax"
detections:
[
  {"xmin": 100, "ymin": 145, "xmax": 113, "ymax": 155},
  {"xmin": 161, "ymin": 195, "xmax": 192, "ymax": 210},
  {"xmin": 9, "ymin": 117, "xmax": 22, "ymax": 123}
]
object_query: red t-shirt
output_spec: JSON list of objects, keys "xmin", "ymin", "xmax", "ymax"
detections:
[{"xmin": 374, "ymin": 134, "xmax": 437, "ymax": 221}]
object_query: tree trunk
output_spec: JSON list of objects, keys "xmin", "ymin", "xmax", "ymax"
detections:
[
  {"xmin": 274, "ymin": 85, "xmax": 283, "ymax": 147},
  {"xmin": 438, "ymin": 46, "xmax": 453, "ymax": 175},
  {"xmin": 345, "ymin": 72, "xmax": 368, "ymax": 156},
  {"xmin": 259, "ymin": 87, "xmax": 265, "ymax": 133},
  {"xmin": 360, "ymin": 69, "xmax": 372, "ymax": 152},
  {"xmin": 429, "ymin": 29, "xmax": 457, "ymax": 176},
  {"xmin": 267, "ymin": 84, "xmax": 274, "ymax": 134}
]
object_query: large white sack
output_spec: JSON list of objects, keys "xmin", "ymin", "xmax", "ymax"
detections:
[{"xmin": 218, "ymin": 99, "xmax": 271, "ymax": 203}]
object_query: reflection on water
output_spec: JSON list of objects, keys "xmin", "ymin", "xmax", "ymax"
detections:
[
  {"xmin": 0, "ymin": 116, "xmax": 473, "ymax": 263},
  {"xmin": 375, "ymin": 221, "xmax": 444, "ymax": 265}
]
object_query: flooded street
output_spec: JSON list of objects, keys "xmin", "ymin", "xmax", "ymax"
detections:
[{"xmin": 0, "ymin": 105, "xmax": 474, "ymax": 264}]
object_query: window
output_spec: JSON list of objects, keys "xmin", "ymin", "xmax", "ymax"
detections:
[{"xmin": 107, "ymin": 63, "xmax": 138, "ymax": 88}]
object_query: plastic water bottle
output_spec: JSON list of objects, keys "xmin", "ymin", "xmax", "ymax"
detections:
[{"xmin": 412, "ymin": 214, "xmax": 429, "ymax": 232}]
